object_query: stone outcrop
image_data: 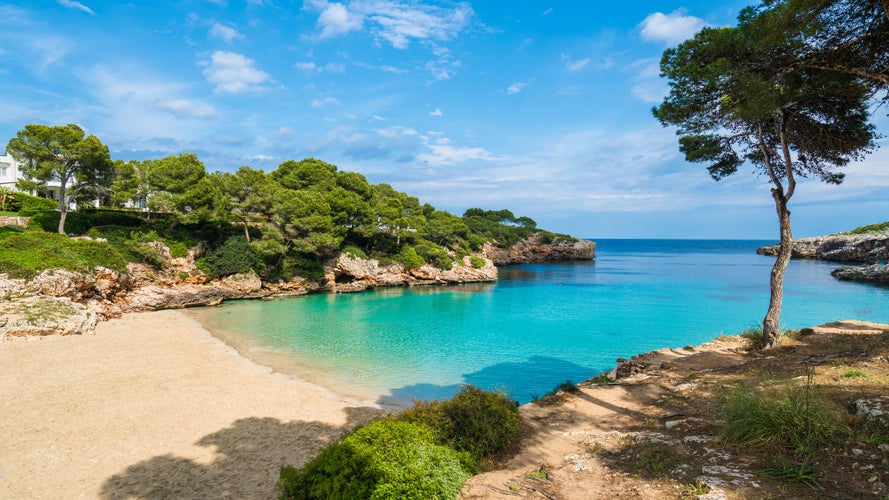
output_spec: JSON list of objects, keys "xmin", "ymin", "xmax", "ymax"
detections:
[
  {"xmin": 484, "ymin": 234, "xmax": 596, "ymax": 266},
  {"xmin": 831, "ymin": 263, "xmax": 889, "ymax": 285},
  {"xmin": 327, "ymin": 253, "xmax": 497, "ymax": 293},
  {"xmin": 0, "ymin": 294, "xmax": 97, "ymax": 338},
  {"xmin": 756, "ymin": 231, "xmax": 889, "ymax": 287},
  {"xmin": 0, "ymin": 215, "xmax": 30, "ymax": 227},
  {"xmin": 756, "ymin": 233, "xmax": 889, "ymax": 263},
  {"xmin": 3, "ymin": 232, "xmax": 601, "ymax": 336}
]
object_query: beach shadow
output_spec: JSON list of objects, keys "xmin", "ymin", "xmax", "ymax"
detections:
[
  {"xmin": 378, "ymin": 356, "xmax": 602, "ymax": 406},
  {"xmin": 99, "ymin": 406, "xmax": 381, "ymax": 500}
]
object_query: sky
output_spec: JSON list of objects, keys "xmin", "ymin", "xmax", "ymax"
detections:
[{"xmin": 1, "ymin": 0, "xmax": 887, "ymax": 239}]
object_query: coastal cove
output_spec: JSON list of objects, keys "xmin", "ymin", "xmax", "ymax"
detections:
[{"xmin": 185, "ymin": 239, "xmax": 889, "ymax": 406}]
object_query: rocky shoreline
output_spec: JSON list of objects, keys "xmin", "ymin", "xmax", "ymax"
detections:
[
  {"xmin": 0, "ymin": 234, "xmax": 595, "ymax": 339},
  {"xmin": 757, "ymin": 231, "xmax": 889, "ymax": 285}
]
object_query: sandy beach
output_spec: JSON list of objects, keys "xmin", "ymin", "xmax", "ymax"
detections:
[{"xmin": 0, "ymin": 310, "xmax": 382, "ymax": 499}]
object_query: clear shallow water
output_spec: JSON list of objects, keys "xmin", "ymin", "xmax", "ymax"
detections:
[{"xmin": 186, "ymin": 239, "xmax": 889, "ymax": 405}]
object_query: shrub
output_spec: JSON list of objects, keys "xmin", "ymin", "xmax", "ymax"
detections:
[
  {"xmin": 199, "ymin": 235, "xmax": 260, "ymax": 277},
  {"xmin": 396, "ymin": 245, "xmax": 425, "ymax": 270},
  {"xmin": 469, "ymin": 255, "xmax": 486, "ymax": 269},
  {"xmin": 14, "ymin": 192, "xmax": 57, "ymax": 216},
  {"xmin": 399, "ymin": 385, "xmax": 520, "ymax": 470},
  {"xmin": 0, "ymin": 231, "xmax": 127, "ymax": 278},
  {"xmin": 342, "ymin": 245, "xmax": 368, "ymax": 259},
  {"xmin": 277, "ymin": 420, "xmax": 469, "ymax": 500},
  {"xmin": 414, "ymin": 243, "xmax": 454, "ymax": 270}
]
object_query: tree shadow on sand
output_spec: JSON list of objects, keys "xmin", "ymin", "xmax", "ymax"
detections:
[
  {"xmin": 99, "ymin": 406, "xmax": 381, "ymax": 500},
  {"xmin": 378, "ymin": 356, "xmax": 603, "ymax": 406}
]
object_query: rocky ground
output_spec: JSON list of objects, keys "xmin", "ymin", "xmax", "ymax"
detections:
[{"xmin": 461, "ymin": 321, "xmax": 889, "ymax": 499}]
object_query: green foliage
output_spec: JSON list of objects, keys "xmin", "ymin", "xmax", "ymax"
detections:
[
  {"xmin": 7, "ymin": 123, "xmax": 113, "ymax": 233},
  {"xmin": 469, "ymin": 255, "xmax": 486, "ymax": 269},
  {"xmin": 761, "ymin": 455, "xmax": 823, "ymax": 490},
  {"xmin": 277, "ymin": 386, "xmax": 519, "ymax": 499},
  {"xmin": 414, "ymin": 243, "xmax": 454, "ymax": 270},
  {"xmin": 531, "ymin": 380, "xmax": 581, "ymax": 406},
  {"xmin": 0, "ymin": 230, "xmax": 127, "ymax": 279},
  {"xmin": 846, "ymin": 220, "xmax": 889, "ymax": 235},
  {"xmin": 719, "ymin": 384, "xmax": 844, "ymax": 455},
  {"xmin": 399, "ymin": 385, "xmax": 520, "ymax": 470},
  {"xmin": 396, "ymin": 245, "xmax": 425, "ymax": 270},
  {"xmin": 277, "ymin": 420, "xmax": 469, "ymax": 500},
  {"xmin": 199, "ymin": 235, "xmax": 261, "ymax": 277},
  {"xmin": 12, "ymin": 192, "xmax": 58, "ymax": 216}
]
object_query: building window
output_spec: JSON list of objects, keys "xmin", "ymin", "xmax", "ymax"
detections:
[{"xmin": 0, "ymin": 163, "xmax": 8, "ymax": 176}]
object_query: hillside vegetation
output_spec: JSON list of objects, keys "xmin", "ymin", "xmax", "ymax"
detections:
[{"xmin": 0, "ymin": 157, "xmax": 574, "ymax": 281}]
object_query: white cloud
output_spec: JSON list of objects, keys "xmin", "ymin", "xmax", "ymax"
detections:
[
  {"xmin": 202, "ymin": 51, "xmax": 271, "ymax": 93},
  {"xmin": 310, "ymin": 96, "xmax": 342, "ymax": 108},
  {"xmin": 562, "ymin": 55, "xmax": 590, "ymax": 72},
  {"xmin": 417, "ymin": 137, "xmax": 506, "ymax": 166},
  {"xmin": 295, "ymin": 61, "xmax": 346, "ymax": 74},
  {"xmin": 639, "ymin": 9, "xmax": 707, "ymax": 45},
  {"xmin": 310, "ymin": 1, "xmax": 474, "ymax": 49},
  {"xmin": 506, "ymin": 81, "xmax": 529, "ymax": 95},
  {"xmin": 57, "ymin": 0, "xmax": 94, "ymax": 15},
  {"xmin": 628, "ymin": 58, "xmax": 667, "ymax": 104},
  {"xmin": 318, "ymin": 3, "xmax": 363, "ymax": 38},
  {"xmin": 155, "ymin": 98, "xmax": 218, "ymax": 119},
  {"xmin": 325, "ymin": 62, "xmax": 346, "ymax": 73},
  {"xmin": 295, "ymin": 61, "xmax": 320, "ymax": 73},
  {"xmin": 429, "ymin": 108, "xmax": 442, "ymax": 116},
  {"xmin": 210, "ymin": 23, "xmax": 245, "ymax": 43}
]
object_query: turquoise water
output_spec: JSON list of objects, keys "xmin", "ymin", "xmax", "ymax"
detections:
[{"xmin": 186, "ymin": 239, "xmax": 889, "ymax": 405}]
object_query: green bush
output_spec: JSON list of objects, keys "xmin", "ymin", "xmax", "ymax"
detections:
[
  {"xmin": 399, "ymin": 385, "xmax": 521, "ymax": 470},
  {"xmin": 396, "ymin": 245, "xmax": 425, "ymax": 270},
  {"xmin": 469, "ymin": 256, "xmax": 486, "ymax": 269},
  {"xmin": 29, "ymin": 209, "xmax": 144, "ymax": 235},
  {"xmin": 414, "ymin": 243, "xmax": 454, "ymax": 270},
  {"xmin": 199, "ymin": 235, "xmax": 261, "ymax": 277},
  {"xmin": 846, "ymin": 220, "xmax": 889, "ymax": 235},
  {"xmin": 13, "ymin": 192, "xmax": 57, "ymax": 216},
  {"xmin": 0, "ymin": 231, "xmax": 127, "ymax": 279},
  {"xmin": 277, "ymin": 420, "xmax": 469, "ymax": 500}
]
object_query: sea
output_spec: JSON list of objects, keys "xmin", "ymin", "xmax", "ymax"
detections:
[{"xmin": 184, "ymin": 239, "xmax": 889, "ymax": 406}]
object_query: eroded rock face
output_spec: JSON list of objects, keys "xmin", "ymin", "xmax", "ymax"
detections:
[
  {"xmin": 327, "ymin": 253, "xmax": 498, "ymax": 293},
  {"xmin": 831, "ymin": 264, "xmax": 889, "ymax": 284},
  {"xmin": 484, "ymin": 234, "xmax": 596, "ymax": 266},
  {"xmin": 757, "ymin": 234, "xmax": 889, "ymax": 263}
]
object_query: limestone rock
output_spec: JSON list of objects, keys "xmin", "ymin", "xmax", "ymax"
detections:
[
  {"xmin": 757, "ymin": 234, "xmax": 889, "ymax": 263},
  {"xmin": 25, "ymin": 269, "xmax": 97, "ymax": 300},
  {"xmin": 484, "ymin": 234, "xmax": 596, "ymax": 266},
  {"xmin": 0, "ymin": 295, "xmax": 97, "ymax": 336},
  {"xmin": 327, "ymin": 252, "xmax": 497, "ymax": 292},
  {"xmin": 831, "ymin": 263, "xmax": 889, "ymax": 284}
]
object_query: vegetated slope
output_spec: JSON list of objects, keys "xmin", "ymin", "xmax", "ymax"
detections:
[{"xmin": 0, "ymin": 158, "xmax": 590, "ymax": 283}]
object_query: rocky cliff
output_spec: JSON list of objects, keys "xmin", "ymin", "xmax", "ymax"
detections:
[
  {"xmin": 484, "ymin": 234, "xmax": 596, "ymax": 266},
  {"xmin": 756, "ymin": 233, "xmax": 889, "ymax": 262},
  {"xmin": 0, "ymin": 242, "xmax": 499, "ymax": 337},
  {"xmin": 2, "ymin": 232, "xmax": 603, "ymax": 337},
  {"xmin": 756, "ymin": 231, "xmax": 889, "ymax": 287}
]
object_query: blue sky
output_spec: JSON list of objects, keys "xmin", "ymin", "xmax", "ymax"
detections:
[{"xmin": 1, "ymin": 0, "xmax": 887, "ymax": 239}]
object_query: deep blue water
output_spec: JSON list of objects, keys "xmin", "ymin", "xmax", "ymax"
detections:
[{"xmin": 186, "ymin": 239, "xmax": 889, "ymax": 405}]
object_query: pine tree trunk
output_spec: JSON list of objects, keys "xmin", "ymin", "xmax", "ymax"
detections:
[
  {"xmin": 57, "ymin": 178, "xmax": 68, "ymax": 235},
  {"xmin": 762, "ymin": 190, "xmax": 793, "ymax": 349}
]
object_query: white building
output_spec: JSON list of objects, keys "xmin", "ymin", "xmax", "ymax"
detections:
[
  {"xmin": 0, "ymin": 151, "xmax": 18, "ymax": 191},
  {"xmin": 0, "ymin": 151, "xmax": 68, "ymax": 204}
]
